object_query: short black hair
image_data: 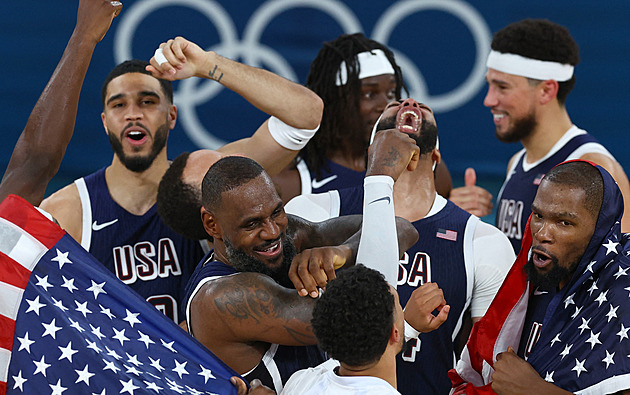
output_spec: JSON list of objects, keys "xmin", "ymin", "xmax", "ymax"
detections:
[
  {"xmin": 302, "ymin": 33, "xmax": 405, "ymax": 178},
  {"xmin": 202, "ymin": 156, "xmax": 265, "ymax": 212},
  {"xmin": 543, "ymin": 161, "xmax": 604, "ymax": 217},
  {"xmin": 101, "ymin": 59, "xmax": 174, "ymax": 106},
  {"xmin": 491, "ymin": 19, "xmax": 579, "ymax": 104},
  {"xmin": 312, "ymin": 265, "xmax": 395, "ymax": 367},
  {"xmin": 157, "ymin": 152, "xmax": 209, "ymax": 240}
]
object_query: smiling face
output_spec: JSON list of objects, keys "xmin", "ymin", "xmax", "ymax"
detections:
[
  {"xmin": 483, "ymin": 68, "xmax": 539, "ymax": 144},
  {"xmin": 206, "ymin": 174, "xmax": 294, "ymax": 283},
  {"xmin": 527, "ymin": 179, "xmax": 598, "ymax": 290},
  {"xmin": 101, "ymin": 72, "xmax": 176, "ymax": 172}
]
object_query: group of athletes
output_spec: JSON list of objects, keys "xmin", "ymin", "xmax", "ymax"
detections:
[{"xmin": 4, "ymin": 0, "xmax": 630, "ymax": 394}]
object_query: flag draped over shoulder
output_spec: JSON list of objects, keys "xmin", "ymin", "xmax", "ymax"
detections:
[
  {"xmin": 0, "ymin": 194, "xmax": 239, "ymax": 395},
  {"xmin": 450, "ymin": 162, "xmax": 630, "ymax": 395}
]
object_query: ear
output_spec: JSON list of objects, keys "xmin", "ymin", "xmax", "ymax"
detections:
[
  {"xmin": 201, "ymin": 207, "xmax": 222, "ymax": 241},
  {"xmin": 431, "ymin": 148, "xmax": 441, "ymax": 166},
  {"xmin": 101, "ymin": 112, "xmax": 109, "ymax": 135},
  {"xmin": 168, "ymin": 105, "xmax": 178, "ymax": 130},
  {"xmin": 389, "ymin": 322, "xmax": 402, "ymax": 346},
  {"xmin": 538, "ymin": 79, "xmax": 559, "ymax": 105}
]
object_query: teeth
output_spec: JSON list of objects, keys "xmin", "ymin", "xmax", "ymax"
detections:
[
  {"xmin": 493, "ymin": 114, "xmax": 505, "ymax": 120},
  {"xmin": 128, "ymin": 131, "xmax": 143, "ymax": 136},
  {"xmin": 401, "ymin": 110, "xmax": 418, "ymax": 120}
]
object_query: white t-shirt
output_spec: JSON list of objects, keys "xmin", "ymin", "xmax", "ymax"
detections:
[{"xmin": 282, "ymin": 359, "xmax": 400, "ymax": 395}]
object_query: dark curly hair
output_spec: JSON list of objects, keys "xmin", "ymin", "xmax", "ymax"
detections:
[
  {"xmin": 491, "ymin": 19, "xmax": 579, "ymax": 104},
  {"xmin": 157, "ymin": 152, "xmax": 209, "ymax": 241},
  {"xmin": 302, "ymin": 33, "xmax": 405, "ymax": 178},
  {"xmin": 101, "ymin": 59, "xmax": 174, "ymax": 107},
  {"xmin": 312, "ymin": 265, "xmax": 395, "ymax": 367}
]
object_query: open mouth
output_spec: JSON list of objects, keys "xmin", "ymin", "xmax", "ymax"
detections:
[
  {"xmin": 254, "ymin": 239, "xmax": 282, "ymax": 260},
  {"xmin": 123, "ymin": 126, "xmax": 149, "ymax": 146},
  {"xmin": 396, "ymin": 107, "xmax": 422, "ymax": 134},
  {"xmin": 532, "ymin": 248, "xmax": 553, "ymax": 269}
]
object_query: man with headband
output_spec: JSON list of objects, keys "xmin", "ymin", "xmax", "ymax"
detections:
[
  {"xmin": 286, "ymin": 98, "xmax": 515, "ymax": 394},
  {"xmin": 40, "ymin": 36, "xmax": 324, "ymax": 324},
  {"xmin": 450, "ymin": 161, "xmax": 630, "ymax": 394},
  {"xmin": 272, "ymin": 33, "xmax": 452, "ymax": 204},
  {"xmin": 449, "ymin": 19, "xmax": 630, "ymax": 253}
]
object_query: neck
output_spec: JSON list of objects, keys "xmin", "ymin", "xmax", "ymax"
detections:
[
  {"xmin": 392, "ymin": 160, "xmax": 437, "ymax": 222},
  {"xmin": 521, "ymin": 104, "xmax": 573, "ymax": 163},
  {"xmin": 328, "ymin": 147, "xmax": 367, "ymax": 172},
  {"xmin": 337, "ymin": 350, "xmax": 398, "ymax": 389},
  {"xmin": 105, "ymin": 149, "xmax": 169, "ymax": 215}
]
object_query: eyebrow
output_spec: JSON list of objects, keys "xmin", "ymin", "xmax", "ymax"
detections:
[
  {"xmin": 531, "ymin": 204, "xmax": 579, "ymax": 219},
  {"xmin": 240, "ymin": 201, "xmax": 284, "ymax": 226},
  {"xmin": 106, "ymin": 91, "xmax": 161, "ymax": 106}
]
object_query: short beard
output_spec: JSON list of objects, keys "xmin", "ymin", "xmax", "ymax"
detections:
[
  {"xmin": 108, "ymin": 121, "xmax": 169, "ymax": 173},
  {"xmin": 495, "ymin": 112, "xmax": 537, "ymax": 143},
  {"xmin": 225, "ymin": 234, "xmax": 297, "ymax": 289},
  {"xmin": 376, "ymin": 116, "xmax": 438, "ymax": 156},
  {"xmin": 523, "ymin": 254, "xmax": 576, "ymax": 291}
]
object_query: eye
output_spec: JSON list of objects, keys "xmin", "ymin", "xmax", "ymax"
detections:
[{"xmin": 386, "ymin": 90, "xmax": 396, "ymax": 100}]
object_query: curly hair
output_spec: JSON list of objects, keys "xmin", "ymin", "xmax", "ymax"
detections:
[
  {"xmin": 312, "ymin": 265, "xmax": 395, "ymax": 367},
  {"xmin": 101, "ymin": 59, "xmax": 174, "ymax": 106},
  {"xmin": 302, "ymin": 33, "xmax": 405, "ymax": 178},
  {"xmin": 157, "ymin": 152, "xmax": 209, "ymax": 241},
  {"xmin": 491, "ymin": 19, "xmax": 580, "ymax": 104}
]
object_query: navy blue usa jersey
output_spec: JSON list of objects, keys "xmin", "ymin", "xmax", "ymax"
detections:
[
  {"xmin": 495, "ymin": 131, "xmax": 600, "ymax": 253},
  {"xmin": 183, "ymin": 253, "xmax": 327, "ymax": 393},
  {"xmin": 75, "ymin": 168, "xmax": 205, "ymax": 323},
  {"xmin": 296, "ymin": 157, "xmax": 365, "ymax": 194},
  {"xmin": 339, "ymin": 187, "xmax": 476, "ymax": 395}
]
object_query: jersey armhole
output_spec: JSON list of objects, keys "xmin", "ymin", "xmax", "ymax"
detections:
[{"xmin": 74, "ymin": 178, "xmax": 92, "ymax": 251}]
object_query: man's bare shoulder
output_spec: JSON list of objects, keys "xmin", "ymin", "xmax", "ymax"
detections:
[{"xmin": 40, "ymin": 183, "xmax": 83, "ymax": 242}]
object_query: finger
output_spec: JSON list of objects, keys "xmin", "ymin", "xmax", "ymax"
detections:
[
  {"xmin": 230, "ymin": 376, "xmax": 247, "ymax": 395},
  {"xmin": 171, "ymin": 36, "xmax": 188, "ymax": 65},
  {"xmin": 288, "ymin": 257, "xmax": 307, "ymax": 297},
  {"xmin": 296, "ymin": 254, "xmax": 320, "ymax": 298},
  {"xmin": 507, "ymin": 346, "xmax": 515, "ymax": 354},
  {"xmin": 308, "ymin": 256, "xmax": 330, "ymax": 289},
  {"xmin": 250, "ymin": 379, "xmax": 263, "ymax": 388},
  {"xmin": 465, "ymin": 168, "xmax": 476, "ymax": 187},
  {"xmin": 322, "ymin": 255, "xmax": 340, "ymax": 283}
]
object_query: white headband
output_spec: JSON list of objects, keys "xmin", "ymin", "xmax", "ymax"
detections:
[
  {"xmin": 336, "ymin": 49, "xmax": 395, "ymax": 86},
  {"xmin": 486, "ymin": 50, "xmax": 574, "ymax": 82}
]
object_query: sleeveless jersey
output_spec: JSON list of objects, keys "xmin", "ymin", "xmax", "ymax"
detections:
[
  {"xmin": 183, "ymin": 252, "xmax": 327, "ymax": 393},
  {"xmin": 338, "ymin": 187, "xmax": 478, "ymax": 395},
  {"xmin": 75, "ymin": 168, "xmax": 206, "ymax": 323},
  {"xmin": 495, "ymin": 128, "xmax": 604, "ymax": 253},
  {"xmin": 296, "ymin": 157, "xmax": 365, "ymax": 194}
]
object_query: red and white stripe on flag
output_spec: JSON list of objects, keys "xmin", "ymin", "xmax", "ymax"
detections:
[{"xmin": 0, "ymin": 195, "xmax": 65, "ymax": 394}]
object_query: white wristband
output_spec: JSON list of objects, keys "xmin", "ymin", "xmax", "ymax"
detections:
[
  {"xmin": 268, "ymin": 116, "xmax": 319, "ymax": 150},
  {"xmin": 404, "ymin": 320, "xmax": 421, "ymax": 342}
]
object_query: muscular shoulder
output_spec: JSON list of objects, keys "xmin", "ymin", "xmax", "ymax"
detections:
[{"xmin": 40, "ymin": 183, "xmax": 83, "ymax": 242}]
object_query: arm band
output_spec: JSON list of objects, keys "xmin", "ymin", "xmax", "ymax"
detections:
[
  {"xmin": 268, "ymin": 116, "xmax": 319, "ymax": 150},
  {"xmin": 356, "ymin": 175, "xmax": 399, "ymax": 287}
]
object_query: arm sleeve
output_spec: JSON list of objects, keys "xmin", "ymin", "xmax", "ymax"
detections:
[
  {"xmin": 470, "ymin": 221, "xmax": 515, "ymax": 318},
  {"xmin": 284, "ymin": 191, "xmax": 339, "ymax": 222},
  {"xmin": 356, "ymin": 176, "xmax": 399, "ymax": 287}
]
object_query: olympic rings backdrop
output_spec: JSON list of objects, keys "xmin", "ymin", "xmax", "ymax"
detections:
[{"xmin": 2, "ymin": 0, "xmax": 629, "ymax": 197}]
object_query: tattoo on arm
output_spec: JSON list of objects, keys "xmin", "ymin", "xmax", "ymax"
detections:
[
  {"xmin": 208, "ymin": 64, "xmax": 224, "ymax": 82},
  {"xmin": 212, "ymin": 274, "xmax": 316, "ymax": 344}
]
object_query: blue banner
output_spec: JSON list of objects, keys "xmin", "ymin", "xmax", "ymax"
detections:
[{"xmin": 2, "ymin": 0, "xmax": 628, "ymax": 195}]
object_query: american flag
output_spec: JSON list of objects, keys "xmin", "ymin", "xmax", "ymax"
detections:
[
  {"xmin": 450, "ymin": 163, "xmax": 630, "ymax": 394},
  {"xmin": 0, "ymin": 194, "xmax": 239, "ymax": 394},
  {"xmin": 436, "ymin": 228, "xmax": 457, "ymax": 242}
]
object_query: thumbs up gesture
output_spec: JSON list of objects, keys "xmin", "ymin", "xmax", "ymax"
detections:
[{"xmin": 448, "ymin": 168, "xmax": 493, "ymax": 217}]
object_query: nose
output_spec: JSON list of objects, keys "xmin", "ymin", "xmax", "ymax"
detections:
[
  {"xmin": 125, "ymin": 102, "xmax": 143, "ymax": 121},
  {"xmin": 374, "ymin": 92, "xmax": 390, "ymax": 114},
  {"xmin": 400, "ymin": 98, "xmax": 419, "ymax": 109},
  {"xmin": 260, "ymin": 218, "xmax": 281, "ymax": 240},
  {"xmin": 483, "ymin": 86, "xmax": 497, "ymax": 108},
  {"xmin": 533, "ymin": 220, "xmax": 553, "ymax": 244}
]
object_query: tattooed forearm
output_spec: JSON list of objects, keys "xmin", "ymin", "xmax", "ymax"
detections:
[{"xmin": 208, "ymin": 64, "xmax": 224, "ymax": 82}]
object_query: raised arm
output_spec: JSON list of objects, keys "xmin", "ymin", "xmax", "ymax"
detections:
[
  {"xmin": 0, "ymin": 0, "xmax": 122, "ymax": 205},
  {"xmin": 147, "ymin": 36, "xmax": 323, "ymax": 176}
]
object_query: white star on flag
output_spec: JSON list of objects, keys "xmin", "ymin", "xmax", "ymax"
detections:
[{"xmin": 51, "ymin": 249, "xmax": 72, "ymax": 269}]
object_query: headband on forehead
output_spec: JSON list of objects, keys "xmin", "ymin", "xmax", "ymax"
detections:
[
  {"xmin": 486, "ymin": 50, "xmax": 574, "ymax": 82},
  {"xmin": 336, "ymin": 49, "xmax": 395, "ymax": 86}
]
